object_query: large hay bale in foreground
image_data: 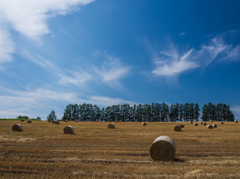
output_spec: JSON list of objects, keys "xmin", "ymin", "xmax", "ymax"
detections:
[
  {"xmin": 12, "ymin": 124, "xmax": 22, "ymax": 131},
  {"xmin": 221, "ymin": 122, "xmax": 224, "ymax": 124},
  {"xmin": 27, "ymin": 120, "xmax": 32, "ymax": 123},
  {"xmin": 149, "ymin": 136, "xmax": 176, "ymax": 161},
  {"xmin": 207, "ymin": 125, "xmax": 213, "ymax": 129},
  {"xmin": 194, "ymin": 123, "xmax": 198, "ymax": 126},
  {"xmin": 180, "ymin": 124, "xmax": 185, "ymax": 128},
  {"xmin": 108, "ymin": 123, "xmax": 115, "ymax": 129},
  {"xmin": 212, "ymin": 124, "xmax": 217, "ymax": 128},
  {"xmin": 64, "ymin": 126, "xmax": 74, "ymax": 134},
  {"xmin": 203, "ymin": 122, "xmax": 207, "ymax": 125},
  {"xmin": 142, "ymin": 122, "xmax": 147, "ymax": 126},
  {"xmin": 235, "ymin": 120, "xmax": 238, "ymax": 123},
  {"xmin": 55, "ymin": 121, "xmax": 60, "ymax": 125},
  {"xmin": 174, "ymin": 125, "xmax": 181, "ymax": 132},
  {"xmin": 21, "ymin": 119, "xmax": 24, "ymax": 122}
]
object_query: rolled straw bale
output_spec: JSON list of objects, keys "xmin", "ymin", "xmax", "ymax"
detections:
[
  {"xmin": 235, "ymin": 120, "xmax": 238, "ymax": 123},
  {"xmin": 65, "ymin": 120, "xmax": 68, "ymax": 122},
  {"xmin": 194, "ymin": 123, "xmax": 198, "ymax": 126},
  {"xmin": 221, "ymin": 122, "xmax": 224, "ymax": 124},
  {"xmin": 12, "ymin": 124, "xmax": 22, "ymax": 131},
  {"xmin": 174, "ymin": 125, "xmax": 181, "ymax": 132},
  {"xmin": 64, "ymin": 126, "xmax": 74, "ymax": 134},
  {"xmin": 201, "ymin": 122, "xmax": 203, "ymax": 124},
  {"xmin": 52, "ymin": 121, "xmax": 55, "ymax": 124},
  {"xmin": 21, "ymin": 118, "xmax": 24, "ymax": 122},
  {"xmin": 48, "ymin": 119, "xmax": 51, "ymax": 122},
  {"xmin": 142, "ymin": 122, "xmax": 147, "ymax": 126},
  {"xmin": 207, "ymin": 125, "xmax": 213, "ymax": 129},
  {"xmin": 180, "ymin": 124, "xmax": 185, "ymax": 128},
  {"xmin": 69, "ymin": 119, "xmax": 72, "ymax": 121},
  {"xmin": 212, "ymin": 124, "xmax": 217, "ymax": 128},
  {"xmin": 108, "ymin": 123, "xmax": 115, "ymax": 129},
  {"xmin": 210, "ymin": 120, "xmax": 213, "ymax": 122},
  {"xmin": 149, "ymin": 136, "xmax": 176, "ymax": 161},
  {"xmin": 75, "ymin": 120, "xmax": 79, "ymax": 122},
  {"xmin": 55, "ymin": 121, "xmax": 60, "ymax": 125},
  {"xmin": 27, "ymin": 120, "xmax": 32, "ymax": 123},
  {"xmin": 190, "ymin": 121, "xmax": 193, "ymax": 123},
  {"xmin": 203, "ymin": 122, "xmax": 207, "ymax": 125}
]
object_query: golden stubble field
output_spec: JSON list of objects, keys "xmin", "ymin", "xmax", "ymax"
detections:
[{"xmin": 0, "ymin": 121, "xmax": 240, "ymax": 179}]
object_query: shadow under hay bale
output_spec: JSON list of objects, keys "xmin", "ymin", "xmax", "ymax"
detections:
[
  {"xmin": 55, "ymin": 121, "xmax": 60, "ymax": 125},
  {"xmin": 64, "ymin": 126, "xmax": 74, "ymax": 134},
  {"xmin": 203, "ymin": 122, "xmax": 207, "ymax": 125},
  {"xmin": 194, "ymin": 123, "xmax": 198, "ymax": 126},
  {"xmin": 108, "ymin": 123, "xmax": 115, "ymax": 129},
  {"xmin": 174, "ymin": 125, "xmax": 181, "ymax": 132},
  {"xmin": 221, "ymin": 122, "xmax": 224, "ymax": 124},
  {"xmin": 27, "ymin": 120, "xmax": 32, "ymax": 123},
  {"xmin": 12, "ymin": 124, "xmax": 22, "ymax": 131},
  {"xmin": 180, "ymin": 124, "xmax": 184, "ymax": 128},
  {"xmin": 212, "ymin": 124, "xmax": 217, "ymax": 128},
  {"xmin": 207, "ymin": 125, "xmax": 213, "ymax": 129},
  {"xmin": 142, "ymin": 122, "xmax": 147, "ymax": 126},
  {"xmin": 149, "ymin": 136, "xmax": 176, "ymax": 161}
]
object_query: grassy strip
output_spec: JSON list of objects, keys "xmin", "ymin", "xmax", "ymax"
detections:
[{"xmin": 0, "ymin": 118, "xmax": 41, "ymax": 121}]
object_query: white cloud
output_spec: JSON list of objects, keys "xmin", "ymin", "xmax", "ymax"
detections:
[
  {"xmin": 58, "ymin": 71, "xmax": 93, "ymax": 86},
  {"xmin": 224, "ymin": 45, "xmax": 240, "ymax": 61},
  {"xmin": 0, "ymin": 26, "xmax": 15, "ymax": 64},
  {"xmin": 88, "ymin": 96, "xmax": 135, "ymax": 106},
  {"xmin": 152, "ymin": 45, "xmax": 199, "ymax": 77},
  {"xmin": 230, "ymin": 105, "xmax": 240, "ymax": 120}
]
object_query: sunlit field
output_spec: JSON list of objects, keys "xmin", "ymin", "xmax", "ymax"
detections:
[{"xmin": 0, "ymin": 121, "xmax": 239, "ymax": 178}]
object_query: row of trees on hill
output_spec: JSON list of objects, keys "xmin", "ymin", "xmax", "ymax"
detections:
[{"xmin": 47, "ymin": 102, "xmax": 234, "ymax": 122}]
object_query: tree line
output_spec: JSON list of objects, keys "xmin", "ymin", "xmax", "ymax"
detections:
[{"xmin": 46, "ymin": 102, "xmax": 234, "ymax": 122}]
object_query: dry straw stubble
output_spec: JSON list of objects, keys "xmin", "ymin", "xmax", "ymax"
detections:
[{"xmin": 149, "ymin": 136, "xmax": 176, "ymax": 161}]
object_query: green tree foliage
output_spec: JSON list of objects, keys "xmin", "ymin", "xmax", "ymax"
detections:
[
  {"xmin": 47, "ymin": 110, "xmax": 57, "ymax": 121},
  {"xmin": 17, "ymin": 116, "xmax": 29, "ymax": 119}
]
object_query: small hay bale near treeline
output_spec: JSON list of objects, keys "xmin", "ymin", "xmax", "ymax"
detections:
[
  {"xmin": 180, "ymin": 124, "xmax": 184, "ymax": 128},
  {"xmin": 48, "ymin": 119, "xmax": 51, "ymax": 122},
  {"xmin": 65, "ymin": 120, "xmax": 68, "ymax": 122},
  {"xmin": 52, "ymin": 121, "xmax": 55, "ymax": 124},
  {"xmin": 212, "ymin": 124, "xmax": 217, "ymax": 128},
  {"xmin": 190, "ymin": 121, "xmax": 193, "ymax": 123},
  {"xmin": 21, "ymin": 118, "xmax": 24, "ymax": 122},
  {"xmin": 142, "ymin": 122, "xmax": 147, "ymax": 126},
  {"xmin": 194, "ymin": 123, "xmax": 198, "ymax": 126},
  {"xmin": 55, "ymin": 121, "xmax": 60, "ymax": 125},
  {"xmin": 174, "ymin": 125, "xmax": 181, "ymax": 132},
  {"xmin": 201, "ymin": 122, "xmax": 203, "ymax": 124},
  {"xmin": 207, "ymin": 125, "xmax": 213, "ymax": 129},
  {"xmin": 221, "ymin": 122, "xmax": 224, "ymax": 124},
  {"xmin": 210, "ymin": 120, "xmax": 213, "ymax": 122},
  {"xmin": 108, "ymin": 123, "xmax": 115, "ymax": 129},
  {"xmin": 64, "ymin": 126, "xmax": 74, "ymax": 134},
  {"xmin": 235, "ymin": 120, "xmax": 238, "ymax": 123},
  {"xmin": 149, "ymin": 136, "xmax": 176, "ymax": 161},
  {"xmin": 12, "ymin": 124, "xmax": 22, "ymax": 131},
  {"xmin": 75, "ymin": 120, "xmax": 79, "ymax": 122},
  {"xmin": 203, "ymin": 122, "xmax": 207, "ymax": 125},
  {"xmin": 27, "ymin": 120, "xmax": 32, "ymax": 123}
]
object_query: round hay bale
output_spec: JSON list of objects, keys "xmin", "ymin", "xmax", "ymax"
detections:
[
  {"xmin": 221, "ymin": 122, "xmax": 224, "ymax": 124},
  {"xmin": 201, "ymin": 122, "xmax": 203, "ymax": 124},
  {"xmin": 194, "ymin": 123, "xmax": 198, "ymax": 126},
  {"xmin": 210, "ymin": 120, "xmax": 213, "ymax": 122},
  {"xmin": 108, "ymin": 123, "xmax": 115, "ymax": 129},
  {"xmin": 207, "ymin": 125, "xmax": 213, "ymax": 129},
  {"xmin": 48, "ymin": 119, "xmax": 51, "ymax": 122},
  {"xmin": 235, "ymin": 120, "xmax": 238, "ymax": 123},
  {"xmin": 52, "ymin": 121, "xmax": 55, "ymax": 124},
  {"xmin": 190, "ymin": 121, "xmax": 193, "ymax": 123},
  {"xmin": 27, "ymin": 120, "xmax": 32, "ymax": 123},
  {"xmin": 212, "ymin": 124, "xmax": 217, "ymax": 128},
  {"xmin": 180, "ymin": 124, "xmax": 185, "ymax": 128},
  {"xmin": 142, "ymin": 122, "xmax": 147, "ymax": 126},
  {"xmin": 96, "ymin": 120, "xmax": 99, "ymax": 122},
  {"xmin": 12, "ymin": 124, "xmax": 22, "ymax": 131},
  {"xmin": 203, "ymin": 122, "xmax": 207, "ymax": 125},
  {"xmin": 75, "ymin": 120, "xmax": 79, "ymax": 122},
  {"xmin": 21, "ymin": 119, "xmax": 24, "ymax": 122},
  {"xmin": 64, "ymin": 126, "xmax": 74, "ymax": 134},
  {"xmin": 65, "ymin": 120, "xmax": 68, "ymax": 122},
  {"xmin": 69, "ymin": 119, "xmax": 72, "ymax": 121},
  {"xmin": 55, "ymin": 121, "xmax": 60, "ymax": 125},
  {"xmin": 174, "ymin": 125, "xmax": 181, "ymax": 132},
  {"xmin": 149, "ymin": 136, "xmax": 176, "ymax": 161}
]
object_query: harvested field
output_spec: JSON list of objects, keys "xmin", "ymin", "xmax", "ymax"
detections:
[{"xmin": 0, "ymin": 121, "xmax": 239, "ymax": 178}]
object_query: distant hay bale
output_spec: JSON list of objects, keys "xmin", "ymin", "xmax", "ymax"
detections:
[
  {"xmin": 149, "ymin": 136, "xmax": 176, "ymax": 161},
  {"xmin": 108, "ymin": 123, "xmax": 115, "ymax": 129},
  {"xmin": 12, "ymin": 124, "xmax": 22, "ymax": 131},
  {"xmin": 201, "ymin": 122, "xmax": 203, "ymax": 124},
  {"xmin": 96, "ymin": 120, "xmax": 99, "ymax": 122},
  {"xmin": 221, "ymin": 122, "xmax": 224, "ymax": 124},
  {"xmin": 203, "ymin": 122, "xmax": 207, "ymax": 125},
  {"xmin": 65, "ymin": 120, "xmax": 68, "ymax": 122},
  {"xmin": 212, "ymin": 124, "xmax": 217, "ymax": 128},
  {"xmin": 194, "ymin": 123, "xmax": 198, "ymax": 126},
  {"xmin": 210, "ymin": 120, "xmax": 213, "ymax": 122},
  {"xmin": 64, "ymin": 125, "xmax": 74, "ymax": 134},
  {"xmin": 142, "ymin": 122, "xmax": 147, "ymax": 126},
  {"xmin": 21, "ymin": 118, "xmax": 24, "ymax": 122},
  {"xmin": 48, "ymin": 119, "xmax": 51, "ymax": 122},
  {"xmin": 174, "ymin": 125, "xmax": 181, "ymax": 132},
  {"xmin": 69, "ymin": 119, "xmax": 72, "ymax": 121},
  {"xmin": 190, "ymin": 121, "xmax": 193, "ymax": 123},
  {"xmin": 75, "ymin": 120, "xmax": 79, "ymax": 122},
  {"xmin": 55, "ymin": 121, "xmax": 60, "ymax": 125},
  {"xmin": 207, "ymin": 125, "xmax": 213, "ymax": 129},
  {"xmin": 52, "ymin": 121, "xmax": 55, "ymax": 124},
  {"xmin": 235, "ymin": 120, "xmax": 238, "ymax": 123},
  {"xmin": 27, "ymin": 120, "xmax": 32, "ymax": 123},
  {"xmin": 180, "ymin": 124, "xmax": 184, "ymax": 128}
]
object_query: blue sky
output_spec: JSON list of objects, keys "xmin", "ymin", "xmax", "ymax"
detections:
[{"xmin": 1, "ymin": 0, "xmax": 240, "ymax": 120}]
